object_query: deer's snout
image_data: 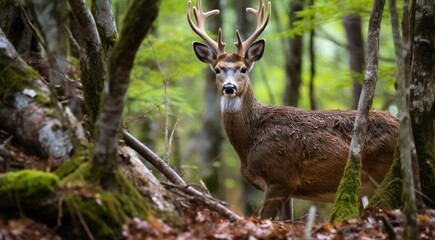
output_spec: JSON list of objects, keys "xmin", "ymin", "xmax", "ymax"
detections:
[{"xmin": 222, "ymin": 83, "xmax": 237, "ymax": 96}]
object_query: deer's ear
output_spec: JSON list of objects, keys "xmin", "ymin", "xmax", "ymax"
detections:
[
  {"xmin": 193, "ymin": 42, "xmax": 217, "ymax": 65},
  {"xmin": 245, "ymin": 39, "xmax": 265, "ymax": 64}
]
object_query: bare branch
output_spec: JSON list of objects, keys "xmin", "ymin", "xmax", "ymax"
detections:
[
  {"xmin": 93, "ymin": 0, "xmax": 160, "ymax": 174},
  {"xmin": 122, "ymin": 130, "xmax": 241, "ymax": 221}
]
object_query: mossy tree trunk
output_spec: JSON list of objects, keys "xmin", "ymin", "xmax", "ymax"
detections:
[
  {"xmin": 0, "ymin": 29, "xmax": 73, "ymax": 163},
  {"xmin": 330, "ymin": 0, "xmax": 385, "ymax": 222},
  {"xmin": 93, "ymin": 0, "xmax": 160, "ymax": 179},
  {"xmin": 389, "ymin": 0, "xmax": 418, "ymax": 238},
  {"xmin": 68, "ymin": 0, "xmax": 107, "ymax": 127},
  {"xmin": 91, "ymin": 0, "xmax": 118, "ymax": 60},
  {"xmin": 410, "ymin": 0, "xmax": 435, "ymax": 208}
]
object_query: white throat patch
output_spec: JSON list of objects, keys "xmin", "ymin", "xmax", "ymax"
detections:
[{"xmin": 221, "ymin": 96, "xmax": 242, "ymax": 113}]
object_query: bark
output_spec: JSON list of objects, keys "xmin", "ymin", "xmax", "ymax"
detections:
[
  {"xmin": 389, "ymin": 0, "xmax": 417, "ymax": 238},
  {"xmin": 198, "ymin": 0, "xmax": 224, "ymax": 199},
  {"xmin": 308, "ymin": 18, "xmax": 317, "ymax": 110},
  {"xmin": 91, "ymin": 0, "xmax": 118, "ymax": 58},
  {"xmin": 403, "ymin": 0, "xmax": 424, "ymax": 211},
  {"xmin": 284, "ymin": 0, "xmax": 304, "ymax": 107},
  {"xmin": 68, "ymin": 0, "xmax": 107, "ymax": 126},
  {"xmin": 330, "ymin": 0, "xmax": 385, "ymax": 222},
  {"xmin": 234, "ymin": 0, "xmax": 263, "ymax": 214},
  {"xmin": 118, "ymin": 145, "xmax": 178, "ymax": 218},
  {"xmin": 343, "ymin": 14, "xmax": 364, "ymax": 110},
  {"xmin": 93, "ymin": 0, "xmax": 160, "ymax": 177},
  {"xmin": 0, "ymin": 29, "xmax": 73, "ymax": 162},
  {"xmin": 28, "ymin": 0, "xmax": 68, "ymax": 87},
  {"xmin": 410, "ymin": 0, "xmax": 435, "ymax": 208},
  {"xmin": 0, "ymin": 2, "xmax": 35, "ymax": 54}
]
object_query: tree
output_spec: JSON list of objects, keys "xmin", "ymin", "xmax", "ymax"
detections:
[
  {"xmin": 284, "ymin": 0, "xmax": 304, "ymax": 106},
  {"xmin": 197, "ymin": 0, "xmax": 225, "ymax": 198},
  {"xmin": 0, "ymin": 0, "xmax": 183, "ymax": 238},
  {"xmin": 343, "ymin": 14, "xmax": 364, "ymax": 109},
  {"xmin": 368, "ymin": 0, "xmax": 435, "ymax": 213},
  {"xmin": 389, "ymin": 0, "xmax": 417, "ymax": 237},
  {"xmin": 330, "ymin": 0, "xmax": 386, "ymax": 222},
  {"xmin": 234, "ymin": 0, "xmax": 263, "ymax": 215},
  {"xmin": 409, "ymin": 0, "xmax": 435, "ymax": 208}
]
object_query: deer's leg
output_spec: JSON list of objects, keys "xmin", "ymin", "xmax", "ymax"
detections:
[{"xmin": 259, "ymin": 184, "xmax": 290, "ymax": 219}]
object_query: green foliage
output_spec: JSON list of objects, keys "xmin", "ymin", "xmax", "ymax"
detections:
[
  {"xmin": 0, "ymin": 56, "xmax": 39, "ymax": 100},
  {"xmin": 127, "ymin": 23, "xmax": 202, "ymax": 120}
]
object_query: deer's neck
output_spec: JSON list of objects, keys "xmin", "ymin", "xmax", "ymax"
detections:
[{"xmin": 221, "ymin": 86, "xmax": 262, "ymax": 160}]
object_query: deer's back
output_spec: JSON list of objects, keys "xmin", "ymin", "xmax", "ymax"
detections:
[{"xmin": 245, "ymin": 106, "xmax": 399, "ymax": 201}]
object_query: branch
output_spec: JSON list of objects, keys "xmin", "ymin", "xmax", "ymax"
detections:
[
  {"xmin": 91, "ymin": 0, "xmax": 118, "ymax": 56},
  {"xmin": 68, "ymin": 0, "xmax": 107, "ymax": 125},
  {"xmin": 93, "ymin": 0, "xmax": 159, "ymax": 173},
  {"xmin": 122, "ymin": 130, "xmax": 242, "ymax": 221}
]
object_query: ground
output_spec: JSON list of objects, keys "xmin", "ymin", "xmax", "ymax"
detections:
[
  {"xmin": 2, "ymin": 204, "xmax": 434, "ymax": 239},
  {"xmin": 1, "ymin": 129, "xmax": 435, "ymax": 239}
]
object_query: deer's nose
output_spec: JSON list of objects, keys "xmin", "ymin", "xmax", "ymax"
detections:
[{"xmin": 222, "ymin": 83, "xmax": 237, "ymax": 95}]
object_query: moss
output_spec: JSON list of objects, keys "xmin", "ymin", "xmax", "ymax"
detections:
[
  {"xmin": 55, "ymin": 146, "xmax": 92, "ymax": 180},
  {"xmin": 367, "ymin": 143, "xmax": 402, "ymax": 209},
  {"xmin": 329, "ymin": 155, "xmax": 362, "ymax": 223},
  {"xmin": 0, "ymin": 57, "xmax": 39, "ymax": 99},
  {"xmin": 0, "ymin": 169, "xmax": 59, "ymax": 201},
  {"xmin": 418, "ymin": 142, "xmax": 435, "ymax": 207},
  {"xmin": 0, "ymin": 51, "xmax": 53, "ymax": 109},
  {"xmin": 60, "ymin": 160, "xmax": 150, "ymax": 238}
]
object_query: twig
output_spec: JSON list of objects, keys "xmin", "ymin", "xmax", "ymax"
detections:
[
  {"xmin": 146, "ymin": 39, "xmax": 173, "ymax": 163},
  {"xmin": 73, "ymin": 201, "xmax": 95, "ymax": 240},
  {"xmin": 304, "ymin": 206, "xmax": 316, "ymax": 240},
  {"xmin": 168, "ymin": 118, "xmax": 180, "ymax": 157},
  {"xmin": 122, "ymin": 130, "xmax": 241, "ymax": 221},
  {"xmin": 19, "ymin": 5, "xmax": 47, "ymax": 49},
  {"xmin": 378, "ymin": 213, "xmax": 396, "ymax": 240}
]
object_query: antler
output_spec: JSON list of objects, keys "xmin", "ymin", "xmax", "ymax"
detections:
[
  {"xmin": 187, "ymin": 0, "xmax": 226, "ymax": 55},
  {"xmin": 235, "ymin": 0, "xmax": 271, "ymax": 55}
]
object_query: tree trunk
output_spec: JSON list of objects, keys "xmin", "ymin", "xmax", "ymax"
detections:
[
  {"xmin": 0, "ymin": 2, "xmax": 35, "ymax": 55},
  {"xmin": 343, "ymin": 14, "xmax": 364, "ymax": 110},
  {"xmin": 68, "ymin": 0, "xmax": 107, "ymax": 126},
  {"xmin": 389, "ymin": 0, "xmax": 418, "ymax": 238},
  {"xmin": 233, "ymin": 0, "xmax": 264, "ymax": 215},
  {"xmin": 284, "ymin": 0, "xmax": 304, "ymax": 107},
  {"xmin": 91, "ymin": 0, "xmax": 118, "ymax": 58},
  {"xmin": 330, "ymin": 0, "xmax": 386, "ymax": 222},
  {"xmin": 410, "ymin": 0, "xmax": 435, "ymax": 208},
  {"xmin": 93, "ymin": 0, "xmax": 160, "ymax": 179},
  {"xmin": 0, "ymin": 29, "xmax": 73, "ymax": 163},
  {"xmin": 198, "ymin": 0, "xmax": 225, "ymax": 199},
  {"xmin": 308, "ymin": 0, "xmax": 317, "ymax": 110}
]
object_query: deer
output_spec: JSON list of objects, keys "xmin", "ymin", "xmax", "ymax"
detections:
[{"xmin": 187, "ymin": 0, "xmax": 399, "ymax": 219}]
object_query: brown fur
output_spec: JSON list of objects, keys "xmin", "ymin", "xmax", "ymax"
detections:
[{"xmin": 220, "ymin": 77, "xmax": 398, "ymax": 218}]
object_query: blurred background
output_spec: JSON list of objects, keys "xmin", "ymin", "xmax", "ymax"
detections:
[{"xmin": 113, "ymin": 0, "xmax": 397, "ymax": 220}]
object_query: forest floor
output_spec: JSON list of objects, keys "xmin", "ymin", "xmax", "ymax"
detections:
[
  {"xmin": 1, "ymin": 130, "xmax": 435, "ymax": 239},
  {"xmin": 1, "ymin": 204, "xmax": 434, "ymax": 239}
]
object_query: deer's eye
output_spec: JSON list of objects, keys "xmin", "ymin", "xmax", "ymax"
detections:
[
  {"xmin": 240, "ymin": 68, "xmax": 247, "ymax": 74},
  {"xmin": 215, "ymin": 68, "xmax": 221, "ymax": 74}
]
